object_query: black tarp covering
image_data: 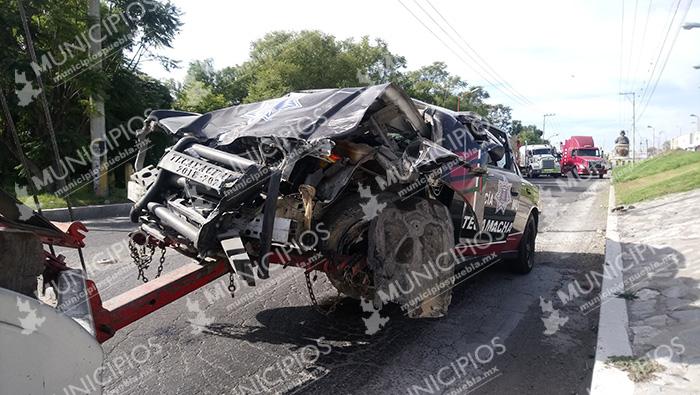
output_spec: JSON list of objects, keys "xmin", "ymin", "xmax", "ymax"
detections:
[{"xmin": 148, "ymin": 83, "xmax": 426, "ymax": 146}]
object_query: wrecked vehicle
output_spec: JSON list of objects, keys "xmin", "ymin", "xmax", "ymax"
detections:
[{"xmin": 128, "ymin": 83, "xmax": 541, "ymax": 318}]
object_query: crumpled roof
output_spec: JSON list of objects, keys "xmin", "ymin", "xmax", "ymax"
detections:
[{"xmin": 148, "ymin": 83, "xmax": 426, "ymax": 146}]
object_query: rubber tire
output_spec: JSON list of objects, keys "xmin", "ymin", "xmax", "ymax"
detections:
[
  {"xmin": 508, "ymin": 215, "xmax": 536, "ymax": 274},
  {"xmin": 598, "ymin": 174, "xmax": 604, "ymax": 179},
  {"xmin": 570, "ymin": 169, "xmax": 579, "ymax": 179},
  {"xmin": 319, "ymin": 194, "xmax": 372, "ymax": 300}
]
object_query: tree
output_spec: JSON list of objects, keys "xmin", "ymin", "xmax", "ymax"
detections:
[
  {"xmin": 344, "ymin": 36, "xmax": 406, "ymax": 85},
  {"xmin": 243, "ymin": 31, "xmax": 354, "ymax": 101},
  {"xmin": 215, "ymin": 66, "xmax": 249, "ymax": 105},
  {"xmin": 1, "ymin": 0, "xmax": 182, "ymax": 192},
  {"xmin": 166, "ymin": 31, "xmax": 535, "ymax": 152},
  {"xmin": 400, "ymin": 62, "xmax": 468, "ymax": 108},
  {"xmin": 398, "ymin": 61, "xmax": 504, "ymax": 121},
  {"xmin": 171, "ymin": 59, "xmax": 249, "ymax": 112},
  {"xmin": 164, "ymin": 30, "xmax": 534, "ymax": 149},
  {"xmin": 486, "ymin": 104, "xmax": 512, "ymax": 132},
  {"xmin": 514, "ymin": 125, "xmax": 548, "ymax": 145},
  {"xmin": 171, "ymin": 31, "xmax": 408, "ymax": 112},
  {"xmin": 173, "ymin": 60, "xmax": 228, "ymax": 113},
  {"xmin": 242, "ymin": 31, "xmax": 405, "ymax": 102}
]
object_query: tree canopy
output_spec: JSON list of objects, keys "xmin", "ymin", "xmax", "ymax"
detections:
[
  {"xmin": 511, "ymin": 120, "xmax": 548, "ymax": 145},
  {"xmin": 1, "ymin": 0, "xmax": 181, "ymax": 190},
  {"xmin": 2, "ymin": 11, "xmax": 542, "ymax": 195},
  {"xmin": 171, "ymin": 31, "xmax": 521, "ymax": 138}
]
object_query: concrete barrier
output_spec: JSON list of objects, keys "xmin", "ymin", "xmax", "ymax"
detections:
[{"xmin": 590, "ymin": 186, "xmax": 635, "ymax": 395}]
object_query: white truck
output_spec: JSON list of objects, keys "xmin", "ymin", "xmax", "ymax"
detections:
[{"xmin": 517, "ymin": 144, "xmax": 561, "ymax": 178}]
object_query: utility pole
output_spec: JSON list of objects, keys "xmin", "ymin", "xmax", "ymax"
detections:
[
  {"xmin": 645, "ymin": 138, "xmax": 649, "ymax": 157},
  {"xmin": 542, "ymin": 113, "xmax": 555, "ymax": 137},
  {"xmin": 88, "ymin": 0, "xmax": 108, "ymax": 197},
  {"xmin": 619, "ymin": 92, "xmax": 636, "ymax": 162}
]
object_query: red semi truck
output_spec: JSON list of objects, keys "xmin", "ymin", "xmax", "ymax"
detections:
[{"xmin": 559, "ymin": 136, "xmax": 607, "ymax": 178}]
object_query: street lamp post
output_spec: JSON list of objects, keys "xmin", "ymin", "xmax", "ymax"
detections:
[
  {"xmin": 647, "ymin": 125, "xmax": 655, "ymax": 155},
  {"xmin": 684, "ymin": 23, "xmax": 700, "ymax": 71},
  {"xmin": 543, "ymin": 113, "xmax": 555, "ymax": 136},
  {"xmin": 691, "ymin": 114, "xmax": 700, "ymax": 133},
  {"xmin": 620, "ymin": 92, "xmax": 637, "ymax": 162}
]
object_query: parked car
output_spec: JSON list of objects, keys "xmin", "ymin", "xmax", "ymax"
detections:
[{"xmin": 127, "ymin": 83, "xmax": 541, "ymax": 317}]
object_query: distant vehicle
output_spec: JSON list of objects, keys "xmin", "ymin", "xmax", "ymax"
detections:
[
  {"xmin": 517, "ymin": 143, "xmax": 561, "ymax": 178},
  {"xmin": 560, "ymin": 136, "xmax": 607, "ymax": 178}
]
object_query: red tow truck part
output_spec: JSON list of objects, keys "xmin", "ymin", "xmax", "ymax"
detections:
[{"xmin": 559, "ymin": 136, "xmax": 608, "ymax": 178}]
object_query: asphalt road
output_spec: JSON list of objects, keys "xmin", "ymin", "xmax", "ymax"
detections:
[{"xmin": 56, "ymin": 176, "xmax": 609, "ymax": 395}]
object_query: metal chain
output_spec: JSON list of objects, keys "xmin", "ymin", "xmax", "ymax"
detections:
[
  {"xmin": 156, "ymin": 245, "xmax": 166, "ymax": 278},
  {"xmin": 228, "ymin": 271, "xmax": 236, "ymax": 297},
  {"xmin": 128, "ymin": 239, "xmax": 147, "ymax": 282},
  {"xmin": 305, "ymin": 271, "xmax": 341, "ymax": 316},
  {"xmin": 128, "ymin": 239, "xmax": 160, "ymax": 283},
  {"xmin": 305, "ymin": 271, "xmax": 321, "ymax": 309}
]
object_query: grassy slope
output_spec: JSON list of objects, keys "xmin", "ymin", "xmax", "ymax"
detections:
[{"xmin": 614, "ymin": 151, "xmax": 700, "ymax": 205}]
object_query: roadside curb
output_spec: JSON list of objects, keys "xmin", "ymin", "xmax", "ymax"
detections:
[
  {"xmin": 590, "ymin": 185, "xmax": 635, "ymax": 395},
  {"xmin": 40, "ymin": 203, "xmax": 131, "ymax": 222}
]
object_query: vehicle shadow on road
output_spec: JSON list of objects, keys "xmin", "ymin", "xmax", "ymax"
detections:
[{"xmin": 193, "ymin": 249, "xmax": 641, "ymax": 394}]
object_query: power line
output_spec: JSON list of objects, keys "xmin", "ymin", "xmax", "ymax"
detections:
[
  {"xmin": 395, "ymin": 0, "xmax": 534, "ymax": 108},
  {"xmin": 636, "ymin": 0, "xmax": 692, "ymax": 121},
  {"xmin": 630, "ymin": 0, "xmax": 654, "ymax": 90},
  {"xmin": 408, "ymin": 0, "xmax": 532, "ymax": 107},
  {"xmin": 421, "ymin": 0, "xmax": 535, "ymax": 106},
  {"xmin": 637, "ymin": 0, "xmax": 681, "ymax": 108}
]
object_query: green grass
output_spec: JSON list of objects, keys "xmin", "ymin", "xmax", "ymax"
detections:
[
  {"xmin": 613, "ymin": 150, "xmax": 700, "ymax": 183},
  {"xmin": 18, "ymin": 187, "xmax": 128, "ymax": 209},
  {"xmin": 614, "ymin": 150, "xmax": 700, "ymax": 205}
]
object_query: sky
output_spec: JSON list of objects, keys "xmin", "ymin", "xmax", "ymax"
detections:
[{"xmin": 140, "ymin": 0, "xmax": 700, "ymax": 153}]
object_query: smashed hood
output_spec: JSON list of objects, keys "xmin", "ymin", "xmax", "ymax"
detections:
[{"xmin": 148, "ymin": 83, "xmax": 428, "ymax": 146}]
